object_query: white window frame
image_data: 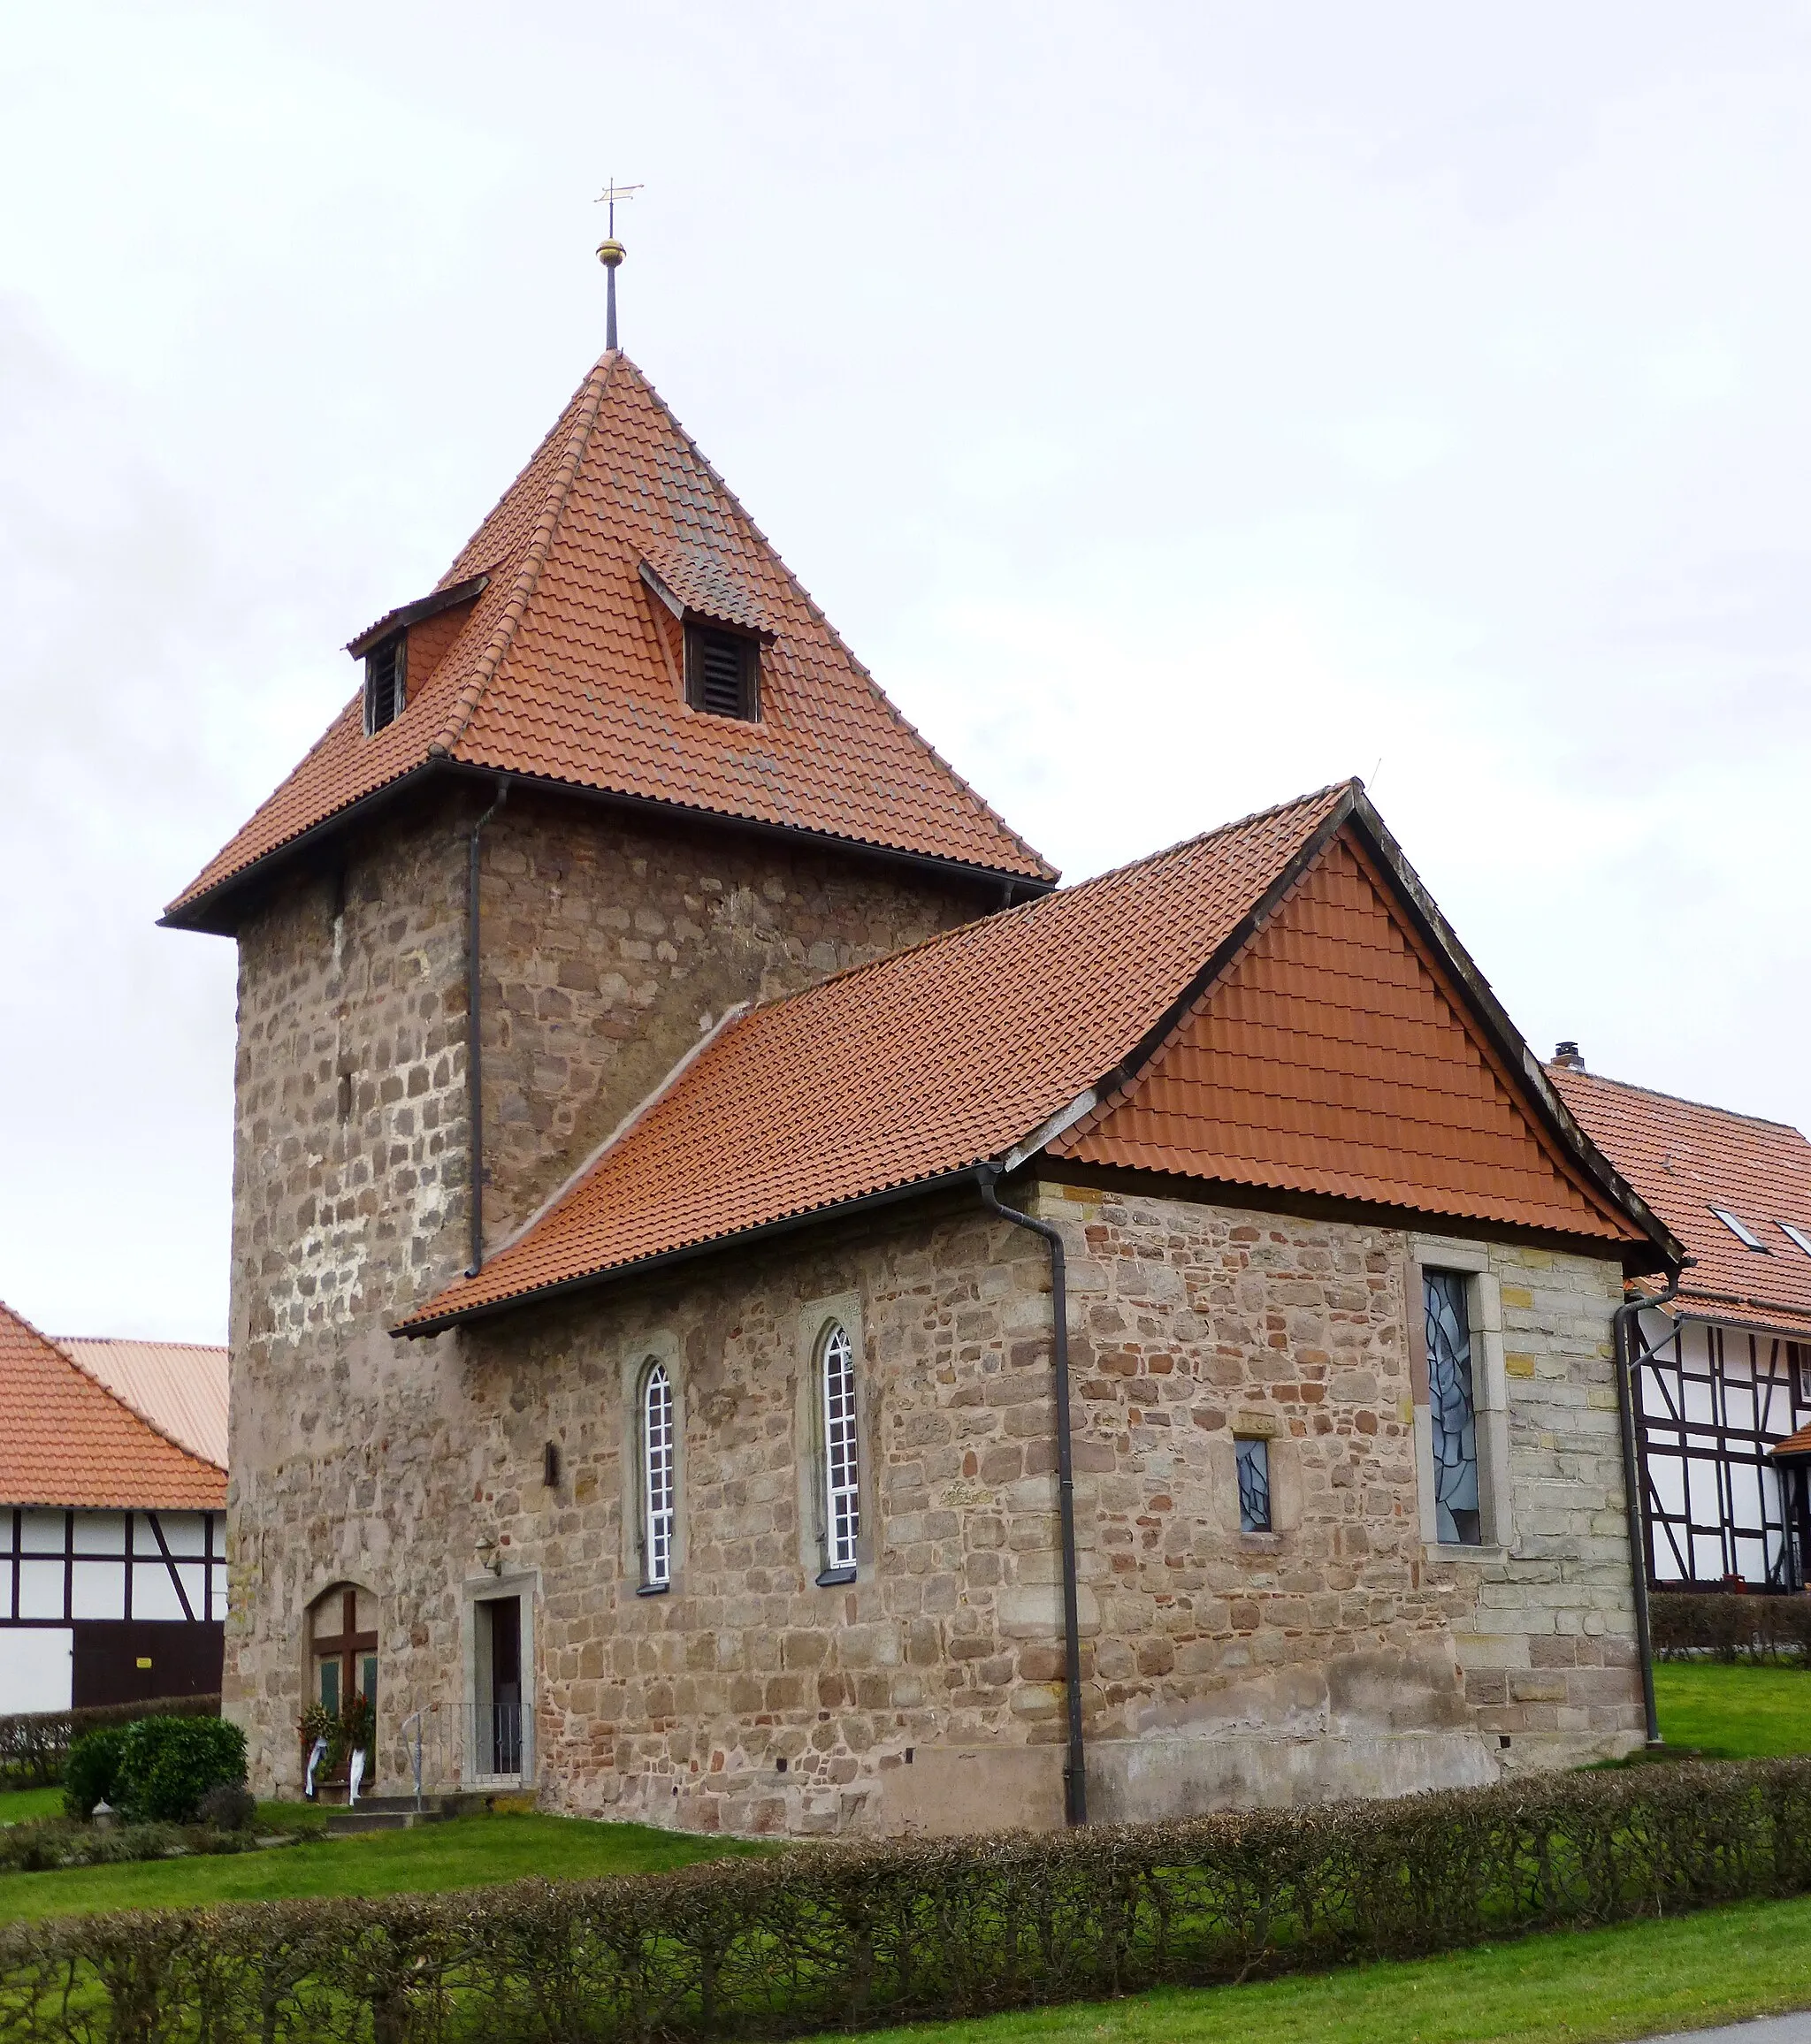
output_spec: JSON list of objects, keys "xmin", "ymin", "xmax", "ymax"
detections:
[
  {"xmin": 1778, "ymin": 1222, "xmax": 1811, "ymax": 1262},
  {"xmin": 819, "ymin": 1321, "xmax": 860, "ymax": 1581},
  {"xmin": 640, "ymin": 1361, "xmax": 676, "ymax": 1591}
]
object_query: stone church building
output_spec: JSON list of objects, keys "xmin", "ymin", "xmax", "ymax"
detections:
[{"xmin": 164, "ymin": 333, "xmax": 1681, "ymax": 1834}]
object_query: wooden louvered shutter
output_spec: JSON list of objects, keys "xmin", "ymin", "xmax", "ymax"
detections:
[{"xmin": 686, "ymin": 626, "xmax": 759, "ymax": 721}]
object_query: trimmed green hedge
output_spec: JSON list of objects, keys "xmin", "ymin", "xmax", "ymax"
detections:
[
  {"xmin": 0, "ymin": 1696, "xmax": 220, "ymax": 1789},
  {"xmin": 1651, "ymin": 1590, "xmax": 1811, "ymax": 1664},
  {"xmin": 3, "ymin": 1760, "xmax": 1811, "ymax": 2040}
]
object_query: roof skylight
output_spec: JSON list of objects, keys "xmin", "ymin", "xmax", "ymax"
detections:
[
  {"xmin": 1780, "ymin": 1222, "xmax": 1811, "ymax": 1261},
  {"xmin": 1710, "ymin": 1206, "xmax": 1768, "ymax": 1251}
]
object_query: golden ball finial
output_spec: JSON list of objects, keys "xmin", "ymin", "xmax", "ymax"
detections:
[{"xmin": 597, "ymin": 239, "xmax": 626, "ymax": 271}]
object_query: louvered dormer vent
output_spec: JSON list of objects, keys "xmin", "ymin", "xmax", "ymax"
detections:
[
  {"xmin": 685, "ymin": 624, "xmax": 760, "ymax": 721},
  {"xmin": 363, "ymin": 632, "xmax": 405, "ymax": 734}
]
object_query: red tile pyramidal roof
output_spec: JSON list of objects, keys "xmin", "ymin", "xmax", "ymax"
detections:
[
  {"xmin": 1549, "ymin": 1064, "xmax": 1811, "ymax": 1337},
  {"xmin": 400, "ymin": 780, "xmax": 1671, "ymax": 1337},
  {"xmin": 0, "ymin": 1301, "xmax": 226, "ymax": 1509},
  {"xmin": 166, "ymin": 351, "xmax": 1053, "ymax": 927}
]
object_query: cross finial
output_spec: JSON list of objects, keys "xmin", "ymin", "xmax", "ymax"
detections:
[{"xmin": 594, "ymin": 178, "xmax": 643, "ymax": 351}]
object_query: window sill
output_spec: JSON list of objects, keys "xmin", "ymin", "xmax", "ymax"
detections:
[
  {"xmin": 636, "ymin": 1582, "xmax": 669, "ymax": 1598},
  {"xmin": 815, "ymin": 1566, "xmax": 858, "ymax": 1588},
  {"xmin": 1427, "ymin": 1541, "xmax": 1510, "ymax": 1560}
]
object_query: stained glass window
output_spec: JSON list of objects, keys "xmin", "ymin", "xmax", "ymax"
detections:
[
  {"xmin": 641, "ymin": 1363, "xmax": 675, "ymax": 1588},
  {"xmin": 821, "ymin": 1323, "xmax": 860, "ymax": 1575},
  {"xmin": 1235, "ymin": 1438, "xmax": 1272, "ymax": 1532},
  {"xmin": 1425, "ymin": 1270, "xmax": 1481, "ymax": 1544}
]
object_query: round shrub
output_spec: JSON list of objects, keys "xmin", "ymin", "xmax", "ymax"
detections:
[
  {"xmin": 62, "ymin": 1726, "xmax": 126, "ymax": 1819},
  {"xmin": 195, "ymin": 1781, "xmax": 257, "ymax": 1833},
  {"xmin": 115, "ymin": 1714, "xmax": 248, "ymax": 1824}
]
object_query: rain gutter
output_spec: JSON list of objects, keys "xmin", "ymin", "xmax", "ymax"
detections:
[
  {"xmin": 977, "ymin": 1163, "xmax": 1088, "ymax": 1826},
  {"xmin": 1613, "ymin": 1260, "xmax": 1690, "ymax": 1746},
  {"xmin": 465, "ymin": 779, "xmax": 508, "ymax": 1278}
]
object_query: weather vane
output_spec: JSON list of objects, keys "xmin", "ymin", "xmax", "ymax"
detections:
[{"xmin": 595, "ymin": 179, "xmax": 643, "ymax": 351}]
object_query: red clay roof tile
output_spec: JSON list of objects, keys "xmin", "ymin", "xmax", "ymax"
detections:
[
  {"xmin": 1549, "ymin": 1065, "xmax": 1811, "ymax": 1336},
  {"xmin": 0, "ymin": 1303, "xmax": 226, "ymax": 1509},
  {"xmin": 166, "ymin": 354, "xmax": 1051, "ymax": 927},
  {"xmin": 399, "ymin": 782, "xmax": 1655, "ymax": 1336}
]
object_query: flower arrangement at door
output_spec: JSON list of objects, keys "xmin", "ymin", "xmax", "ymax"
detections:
[{"xmin": 296, "ymin": 1692, "xmax": 374, "ymax": 1782}]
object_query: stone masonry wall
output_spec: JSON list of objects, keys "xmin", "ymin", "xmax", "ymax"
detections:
[
  {"xmin": 231, "ymin": 1152, "xmax": 1637, "ymax": 1831},
  {"xmin": 222, "ymin": 784, "xmax": 992, "ymax": 1779}
]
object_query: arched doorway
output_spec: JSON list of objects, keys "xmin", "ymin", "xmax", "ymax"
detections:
[{"xmin": 309, "ymin": 1583, "xmax": 377, "ymax": 1720}]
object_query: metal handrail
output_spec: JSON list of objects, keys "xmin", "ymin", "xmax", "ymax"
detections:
[{"xmin": 400, "ymin": 1708, "xmax": 424, "ymax": 1815}]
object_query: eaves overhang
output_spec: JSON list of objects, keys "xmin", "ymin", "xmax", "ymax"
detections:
[
  {"xmin": 159, "ymin": 760, "xmax": 1058, "ymax": 937},
  {"xmin": 392, "ymin": 1164, "xmax": 992, "ymax": 1339}
]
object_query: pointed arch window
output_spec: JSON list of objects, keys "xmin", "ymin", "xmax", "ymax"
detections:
[
  {"xmin": 818, "ymin": 1321, "xmax": 860, "ymax": 1582},
  {"xmin": 639, "ymin": 1361, "xmax": 676, "ymax": 1591}
]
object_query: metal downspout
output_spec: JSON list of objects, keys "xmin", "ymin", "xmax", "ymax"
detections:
[
  {"xmin": 1612, "ymin": 1261, "xmax": 1687, "ymax": 1746},
  {"xmin": 465, "ymin": 781, "xmax": 508, "ymax": 1278},
  {"xmin": 978, "ymin": 1165, "xmax": 1087, "ymax": 1825}
]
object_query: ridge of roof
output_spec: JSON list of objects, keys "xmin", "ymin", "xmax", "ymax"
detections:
[
  {"xmin": 52, "ymin": 1337, "xmax": 230, "ymax": 1470},
  {"xmin": 1548, "ymin": 1062, "xmax": 1803, "ymax": 1137},
  {"xmin": 624, "ymin": 361, "xmax": 1051, "ymax": 885},
  {"xmin": 51, "ymin": 1336, "xmax": 227, "ymax": 1476},
  {"xmin": 762, "ymin": 776, "xmax": 1363, "ymax": 1013},
  {"xmin": 0, "ymin": 1301, "xmax": 227, "ymax": 1508},
  {"xmin": 428, "ymin": 352, "xmax": 619, "ymax": 763},
  {"xmin": 396, "ymin": 775, "xmax": 1665, "ymax": 1339}
]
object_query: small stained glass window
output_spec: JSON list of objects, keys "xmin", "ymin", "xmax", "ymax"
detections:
[
  {"xmin": 1235, "ymin": 1438, "xmax": 1272, "ymax": 1533},
  {"xmin": 1426, "ymin": 1270, "xmax": 1482, "ymax": 1545}
]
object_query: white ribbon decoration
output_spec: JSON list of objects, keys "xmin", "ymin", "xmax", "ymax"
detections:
[
  {"xmin": 348, "ymin": 1744, "xmax": 366, "ymax": 1805},
  {"xmin": 304, "ymin": 1736, "xmax": 327, "ymax": 1800}
]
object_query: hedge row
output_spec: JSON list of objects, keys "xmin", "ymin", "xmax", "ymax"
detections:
[
  {"xmin": 4, "ymin": 1760, "xmax": 1811, "ymax": 2043},
  {"xmin": 0, "ymin": 1697, "xmax": 220, "ymax": 1789},
  {"xmin": 1650, "ymin": 1590, "xmax": 1811, "ymax": 1664}
]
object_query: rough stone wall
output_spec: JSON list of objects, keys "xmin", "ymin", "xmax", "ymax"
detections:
[
  {"xmin": 475, "ymin": 793, "xmax": 999, "ymax": 1244},
  {"xmin": 230, "ymin": 1175, "xmax": 1632, "ymax": 1833},
  {"xmin": 222, "ymin": 784, "xmax": 993, "ymax": 1781},
  {"xmin": 1430, "ymin": 1238, "xmax": 1644, "ymax": 1771}
]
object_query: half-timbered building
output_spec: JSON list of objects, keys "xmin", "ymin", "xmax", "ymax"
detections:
[
  {"xmin": 1548, "ymin": 1054, "xmax": 1811, "ymax": 1590},
  {"xmin": 0, "ymin": 1301, "xmax": 228, "ymax": 1712}
]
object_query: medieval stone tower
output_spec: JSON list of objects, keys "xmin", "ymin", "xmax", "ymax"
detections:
[{"xmin": 163, "ymin": 342, "xmax": 1054, "ymax": 1788}]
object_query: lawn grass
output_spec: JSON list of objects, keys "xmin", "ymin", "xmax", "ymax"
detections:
[
  {"xmin": 0, "ymin": 1811, "xmax": 768, "ymax": 1921},
  {"xmin": 844, "ymin": 1892, "xmax": 1811, "ymax": 2044},
  {"xmin": 0, "ymin": 1788, "xmax": 64, "ymax": 1827},
  {"xmin": 1653, "ymin": 1661, "xmax": 1811, "ymax": 1758}
]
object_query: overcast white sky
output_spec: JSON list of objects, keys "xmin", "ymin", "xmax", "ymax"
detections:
[{"xmin": 4, "ymin": 3, "xmax": 1808, "ymax": 1343}]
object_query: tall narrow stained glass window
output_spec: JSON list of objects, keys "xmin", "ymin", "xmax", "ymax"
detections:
[
  {"xmin": 641, "ymin": 1362, "xmax": 675, "ymax": 1589},
  {"xmin": 1425, "ymin": 1270, "xmax": 1482, "ymax": 1545},
  {"xmin": 820, "ymin": 1323, "xmax": 860, "ymax": 1576},
  {"xmin": 1234, "ymin": 1438, "xmax": 1272, "ymax": 1533}
]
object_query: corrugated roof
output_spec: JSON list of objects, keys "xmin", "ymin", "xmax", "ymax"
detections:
[
  {"xmin": 0, "ymin": 1303, "xmax": 226, "ymax": 1511},
  {"xmin": 54, "ymin": 1339, "xmax": 228, "ymax": 1470},
  {"xmin": 1549, "ymin": 1064, "xmax": 1811, "ymax": 1337},
  {"xmin": 399, "ymin": 781, "xmax": 1658, "ymax": 1337},
  {"xmin": 166, "ymin": 352, "xmax": 1052, "ymax": 929}
]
